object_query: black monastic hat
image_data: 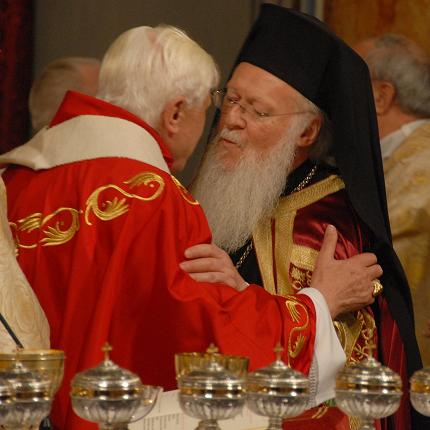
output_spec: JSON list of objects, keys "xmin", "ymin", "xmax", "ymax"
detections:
[
  {"xmin": 230, "ymin": 5, "xmax": 427, "ymax": 427},
  {"xmin": 236, "ymin": 5, "xmax": 390, "ymax": 246}
]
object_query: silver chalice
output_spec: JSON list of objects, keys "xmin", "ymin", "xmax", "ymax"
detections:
[
  {"xmin": 176, "ymin": 344, "xmax": 247, "ymax": 430},
  {"xmin": 70, "ymin": 343, "xmax": 161, "ymax": 430},
  {"xmin": 335, "ymin": 346, "xmax": 402, "ymax": 430},
  {"xmin": 410, "ymin": 366, "xmax": 430, "ymax": 416},
  {"xmin": 0, "ymin": 359, "xmax": 53, "ymax": 429},
  {"xmin": 245, "ymin": 344, "xmax": 309, "ymax": 430}
]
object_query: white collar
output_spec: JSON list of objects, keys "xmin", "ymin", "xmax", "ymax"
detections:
[
  {"xmin": 380, "ymin": 119, "xmax": 430, "ymax": 160},
  {"xmin": 0, "ymin": 115, "xmax": 170, "ymax": 173}
]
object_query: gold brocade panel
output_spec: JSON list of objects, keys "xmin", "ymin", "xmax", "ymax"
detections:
[{"xmin": 252, "ymin": 176, "xmax": 377, "ymax": 366}]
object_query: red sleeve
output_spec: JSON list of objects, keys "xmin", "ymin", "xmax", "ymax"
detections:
[{"xmin": 109, "ymin": 172, "xmax": 317, "ymax": 385}]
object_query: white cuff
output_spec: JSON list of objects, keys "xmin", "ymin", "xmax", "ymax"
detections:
[{"xmin": 298, "ymin": 288, "xmax": 346, "ymax": 405}]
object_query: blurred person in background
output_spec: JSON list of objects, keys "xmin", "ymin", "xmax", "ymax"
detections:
[
  {"xmin": 355, "ymin": 33, "xmax": 430, "ymax": 366},
  {"xmin": 29, "ymin": 56, "xmax": 100, "ymax": 133}
]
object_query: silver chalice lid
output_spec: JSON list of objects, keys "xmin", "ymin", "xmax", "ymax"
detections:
[
  {"xmin": 0, "ymin": 376, "xmax": 14, "ymax": 425},
  {"xmin": 0, "ymin": 349, "xmax": 65, "ymax": 396},
  {"xmin": 0, "ymin": 356, "xmax": 53, "ymax": 429},
  {"xmin": 246, "ymin": 344, "xmax": 308, "ymax": 394},
  {"xmin": 176, "ymin": 345, "xmax": 246, "ymax": 430},
  {"xmin": 70, "ymin": 343, "xmax": 161, "ymax": 429},
  {"xmin": 0, "ymin": 376, "xmax": 14, "ymax": 399},
  {"xmin": 1, "ymin": 360, "xmax": 52, "ymax": 398},
  {"xmin": 335, "ymin": 345, "xmax": 402, "ymax": 430},
  {"xmin": 336, "ymin": 355, "xmax": 402, "ymax": 393},
  {"xmin": 410, "ymin": 367, "xmax": 430, "ymax": 393},
  {"xmin": 245, "ymin": 344, "xmax": 310, "ymax": 430},
  {"xmin": 410, "ymin": 366, "xmax": 430, "ymax": 416},
  {"xmin": 71, "ymin": 343, "xmax": 142, "ymax": 398}
]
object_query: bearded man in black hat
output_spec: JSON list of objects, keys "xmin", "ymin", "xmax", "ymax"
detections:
[{"xmin": 185, "ymin": 5, "xmax": 427, "ymax": 430}]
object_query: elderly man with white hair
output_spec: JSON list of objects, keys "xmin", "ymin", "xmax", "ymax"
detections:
[
  {"xmin": 1, "ymin": 22, "xmax": 383, "ymax": 430},
  {"xmin": 355, "ymin": 34, "xmax": 430, "ymax": 367}
]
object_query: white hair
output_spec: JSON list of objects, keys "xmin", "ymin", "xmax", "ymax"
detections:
[
  {"xmin": 29, "ymin": 57, "xmax": 101, "ymax": 132},
  {"xmin": 364, "ymin": 34, "xmax": 430, "ymax": 117},
  {"xmin": 97, "ymin": 25, "xmax": 219, "ymax": 127}
]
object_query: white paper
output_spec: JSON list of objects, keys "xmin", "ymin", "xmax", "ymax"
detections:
[{"xmin": 129, "ymin": 389, "xmax": 267, "ymax": 430}]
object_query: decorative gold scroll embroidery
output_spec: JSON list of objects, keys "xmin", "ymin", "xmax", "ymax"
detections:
[
  {"xmin": 285, "ymin": 296, "xmax": 309, "ymax": 365},
  {"xmin": 351, "ymin": 310, "xmax": 377, "ymax": 363},
  {"xmin": 85, "ymin": 172, "xmax": 165, "ymax": 225},
  {"xmin": 11, "ymin": 208, "xmax": 81, "ymax": 249},
  {"xmin": 171, "ymin": 175, "xmax": 199, "ymax": 205},
  {"xmin": 285, "ymin": 404, "xmax": 329, "ymax": 422},
  {"xmin": 290, "ymin": 265, "xmax": 313, "ymax": 291},
  {"xmin": 333, "ymin": 313, "xmax": 363, "ymax": 363},
  {"xmin": 11, "ymin": 171, "xmax": 165, "ymax": 250},
  {"xmin": 40, "ymin": 208, "xmax": 81, "ymax": 246}
]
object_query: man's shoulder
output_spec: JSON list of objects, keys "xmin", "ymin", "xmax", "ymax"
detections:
[
  {"xmin": 395, "ymin": 121, "xmax": 430, "ymax": 159},
  {"xmin": 385, "ymin": 122, "xmax": 430, "ymax": 190},
  {"xmin": 4, "ymin": 158, "xmax": 201, "ymax": 213},
  {"xmin": 277, "ymin": 174, "xmax": 363, "ymax": 253},
  {"xmin": 278, "ymin": 174, "xmax": 346, "ymax": 213}
]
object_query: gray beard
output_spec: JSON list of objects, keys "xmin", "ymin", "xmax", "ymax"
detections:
[{"xmin": 191, "ymin": 119, "xmax": 307, "ymax": 253}]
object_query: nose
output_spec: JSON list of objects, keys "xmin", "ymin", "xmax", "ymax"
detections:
[{"xmin": 221, "ymin": 103, "xmax": 246, "ymax": 130}]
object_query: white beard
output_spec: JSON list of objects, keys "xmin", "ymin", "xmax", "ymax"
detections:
[{"xmin": 191, "ymin": 116, "xmax": 309, "ymax": 253}]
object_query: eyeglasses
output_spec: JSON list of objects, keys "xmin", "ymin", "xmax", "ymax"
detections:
[{"xmin": 210, "ymin": 88, "xmax": 312, "ymax": 121}]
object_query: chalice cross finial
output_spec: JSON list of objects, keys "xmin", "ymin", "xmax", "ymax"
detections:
[{"xmin": 102, "ymin": 342, "xmax": 113, "ymax": 361}]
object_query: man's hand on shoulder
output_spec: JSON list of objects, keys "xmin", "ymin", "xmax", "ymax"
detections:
[
  {"xmin": 311, "ymin": 225, "xmax": 383, "ymax": 319},
  {"xmin": 180, "ymin": 243, "xmax": 249, "ymax": 292}
]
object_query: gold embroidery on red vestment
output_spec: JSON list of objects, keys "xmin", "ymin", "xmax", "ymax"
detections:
[
  {"xmin": 10, "ymin": 172, "xmax": 165, "ymax": 251},
  {"xmin": 171, "ymin": 176, "xmax": 199, "ymax": 206}
]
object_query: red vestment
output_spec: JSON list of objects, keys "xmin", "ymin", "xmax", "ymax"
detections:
[{"xmin": 2, "ymin": 92, "xmax": 318, "ymax": 430}]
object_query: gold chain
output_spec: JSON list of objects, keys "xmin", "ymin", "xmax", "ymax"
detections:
[
  {"xmin": 292, "ymin": 164, "xmax": 317, "ymax": 193},
  {"xmin": 235, "ymin": 165, "xmax": 317, "ymax": 269},
  {"xmin": 235, "ymin": 241, "xmax": 254, "ymax": 269}
]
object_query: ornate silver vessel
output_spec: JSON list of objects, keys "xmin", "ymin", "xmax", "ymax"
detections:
[
  {"xmin": 0, "ymin": 349, "xmax": 65, "ymax": 396},
  {"xmin": 410, "ymin": 366, "xmax": 430, "ymax": 416},
  {"xmin": 0, "ymin": 360, "xmax": 53, "ymax": 429},
  {"xmin": 335, "ymin": 353, "xmax": 402, "ymax": 430},
  {"xmin": 176, "ymin": 344, "xmax": 246, "ymax": 430},
  {"xmin": 70, "ymin": 344, "xmax": 161, "ymax": 430},
  {"xmin": 0, "ymin": 376, "xmax": 15, "ymax": 425},
  {"xmin": 245, "ymin": 345, "xmax": 309, "ymax": 430}
]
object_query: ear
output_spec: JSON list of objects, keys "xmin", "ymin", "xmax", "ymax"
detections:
[
  {"xmin": 160, "ymin": 97, "xmax": 186, "ymax": 137},
  {"xmin": 372, "ymin": 80, "xmax": 396, "ymax": 115},
  {"xmin": 297, "ymin": 115, "xmax": 322, "ymax": 148}
]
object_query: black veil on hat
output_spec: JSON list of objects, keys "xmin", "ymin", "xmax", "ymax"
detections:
[
  {"xmin": 236, "ymin": 5, "xmax": 391, "ymax": 247},
  {"xmin": 223, "ymin": 4, "xmax": 426, "ymax": 425}
]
